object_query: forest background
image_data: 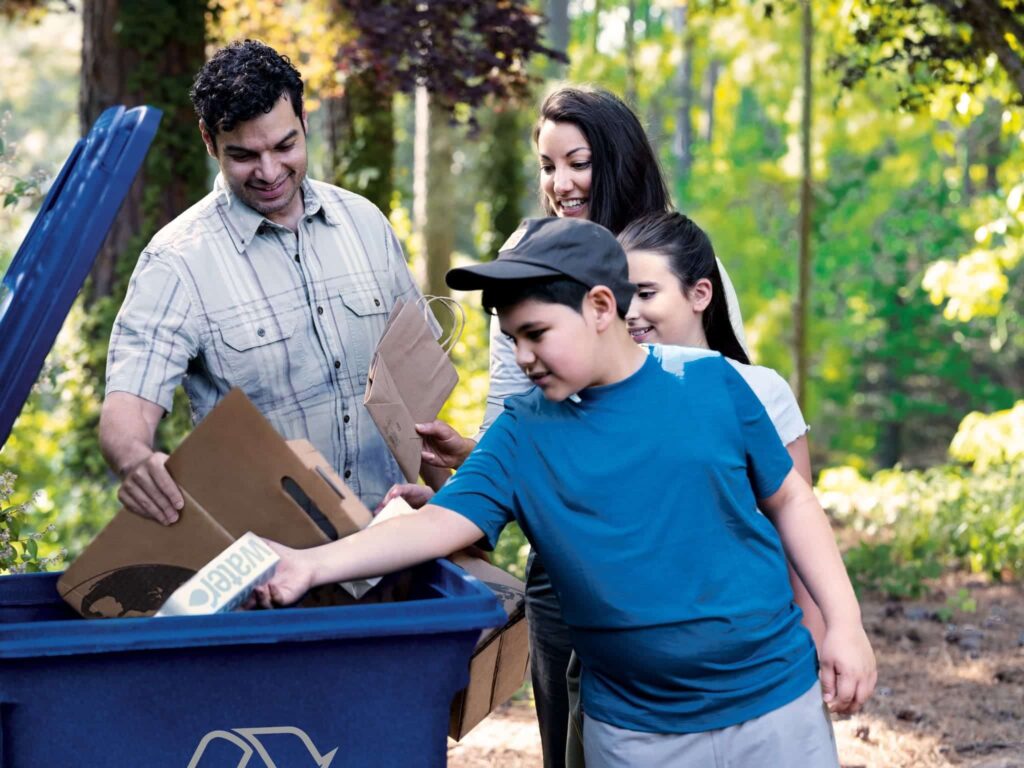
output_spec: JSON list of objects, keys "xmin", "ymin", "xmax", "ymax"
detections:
[{"xmin": 0, "ymin": 0, "xmax": 1022, "ymax": 604}]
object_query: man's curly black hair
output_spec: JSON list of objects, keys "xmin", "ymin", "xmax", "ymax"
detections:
[{"xmin": 189, "ymin": 40, "xmax": 304, "ymax": 144}]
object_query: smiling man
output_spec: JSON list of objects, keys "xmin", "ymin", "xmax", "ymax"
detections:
[{"xmin": 99, "ymin": 40, "xmax": 432, "ymax": 522}]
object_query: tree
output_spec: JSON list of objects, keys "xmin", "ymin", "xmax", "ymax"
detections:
[
  {"xmin": 325, "ymin": 71, "xmax": 395, "ymax": 214},
  {"xmin": 672, "ymin": 2, "xmax": 696, "ymax": 182},
  {"xmin": 793, "ymin": 0, "xmax": 812, "ymax": 409},
  {"xmin": 831, "ymin": 0, "xmax": 1024, "ymax": 108},
  {"xmin": 80, "ymin": 0, "xmax": 208, "ymax": 308}
]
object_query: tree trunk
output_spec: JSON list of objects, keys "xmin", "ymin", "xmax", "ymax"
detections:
[
  {"xmin": 80, "ymin": 0, "xmax": 207, "ymax": 307},
  {"xmin": 703, "ymin": 59, "xmax": 720, "ymax": 145},
  {"xmin": 325, "ymin": 69, "xmax": 395, "ymax": 214},
  {"xmin": 672, "ymin": 3, "xmax": 694, "ymax": 184},
  {"xmin": 413, "ymin": 87, "xmax": 429, "ymax": 289},
  {"xmin": 480, "ymin": 108, "xmax": 527, "ymax": 261},
  {"xmin": 590, "ymin": 0, "xmax": 602, "ymax": 55},
  {"xmin": 624, "ymin": 0, "xmax": 638, "ymax": 106},
  {"xmin": 545, "ymin": 0, "xmax": 570, "ymax": 78},
  {"xmin": 793, "ymin": 0, "xmax": 813, "ymax": 410},
  {"xmin": 423, "ymin": 96, "xmax": 455, "ymax": 312}
]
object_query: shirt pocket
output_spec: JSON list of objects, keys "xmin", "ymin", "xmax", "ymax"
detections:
[
  {"xmin": 335, "ymin": 288, "xmax": 390, "ymax": 387},
  {"xmin": 215, "ymin": 307, "xmax": 310, "ymax": 399}
]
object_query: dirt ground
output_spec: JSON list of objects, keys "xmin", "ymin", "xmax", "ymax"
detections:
[{"xmin": 448, "ymin": 574, "xmax": 1024, "ymax": 768}]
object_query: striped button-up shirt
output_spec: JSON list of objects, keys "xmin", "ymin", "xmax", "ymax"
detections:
[{"xmin": 107, "ymin": 175, "xmax": 422, "ymax": 509}]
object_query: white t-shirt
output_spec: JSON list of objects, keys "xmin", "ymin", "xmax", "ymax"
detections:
[
  {"xmin": 478, "ymin": 340, "xmax": 808, "ymax": 448},
  {"xmin": 647, "ymin": 345, "xmax": 809, "ymax": 446},
  {"xmin": 479, "ymin": 256, "xmax": 752, "ymax": 436}
]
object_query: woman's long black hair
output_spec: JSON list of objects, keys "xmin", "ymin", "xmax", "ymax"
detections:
[
  {"xmin": 618, "ymin": 212, "xmax": 750, "ymax": 364},
  {"xmin": 533, "ymin": 86, "xmax": 670, "ymax": 235}
]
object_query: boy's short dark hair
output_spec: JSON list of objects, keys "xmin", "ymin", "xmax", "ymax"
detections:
[
  {"xmin": 189, "ymin": 40, "xmax": 304, "ymax": 142},
  {"xmin": 482, "ymin": 277, "xmax": 626, "ymax": 319}
]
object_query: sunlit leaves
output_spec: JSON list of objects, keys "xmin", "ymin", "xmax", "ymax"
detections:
[{"xmin": 950, "ymin": 401, "xmax": 1024, "ymax": 469}]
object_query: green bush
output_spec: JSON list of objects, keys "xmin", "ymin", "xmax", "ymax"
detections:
[
  {"xmin": 0, "ymin": 471, "xmax": 64, "ymax": 573},
  {"xmin": 818, "ymin": 403, "xmax": 1024, "ymax": 598}
]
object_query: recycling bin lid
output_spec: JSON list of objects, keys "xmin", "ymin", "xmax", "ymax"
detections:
[{"xmin": 0, "ymin": 105, "xmax": 161, "ymax": 448}]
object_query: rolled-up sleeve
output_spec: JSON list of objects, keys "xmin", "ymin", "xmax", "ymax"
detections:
[{"xmin": 106, "ymin": 252, "xmax": 199, "ymax": 412}]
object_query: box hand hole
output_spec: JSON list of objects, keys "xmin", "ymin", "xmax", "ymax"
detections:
[{"xmin": 281, "ymin": 477, "xmax": 339, "ymax": 541}]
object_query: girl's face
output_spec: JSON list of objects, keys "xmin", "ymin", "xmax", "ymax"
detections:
[
  {"xmin": 537, "ymin": 120, "xmax": 592, "ymax": 220},
  {"xmin": 625, "ymin": 249, "xmax": 711, "ymax": 347}
]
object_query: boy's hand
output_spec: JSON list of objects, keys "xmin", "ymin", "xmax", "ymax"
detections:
[
  {"xmin": 253, "ymin": 540, "xmax": 315, "ymax": 608},
  {"xmin": 416, "ymin": 420, "xmax": 476, "ymax": 469},
  {"xmin": 375, "ymin": 483, "xmax": 435, "ymax": 514},
  {"xmin": 819, "ymin": 622, "xmax": 877, "ymax": 714}
]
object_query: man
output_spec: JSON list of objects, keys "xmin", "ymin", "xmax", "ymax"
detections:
[{"xmin": 100, "ymin": 40, "xmax": 435, "ymax": 523}]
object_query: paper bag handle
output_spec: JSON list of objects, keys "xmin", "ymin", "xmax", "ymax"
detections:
[{"xmin": 418, "ymin": 295, "xmax": 466, "ymax": 353}]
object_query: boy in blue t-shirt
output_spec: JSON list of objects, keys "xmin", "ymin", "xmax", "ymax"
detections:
[{"xmin": 257, "ymin": 217, "xmax": 875, "ymax": 766}]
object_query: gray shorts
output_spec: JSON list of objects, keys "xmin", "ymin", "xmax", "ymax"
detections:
[{"xmin": 582, "ymin": 682, "xmax": 839, "ymax": 768}]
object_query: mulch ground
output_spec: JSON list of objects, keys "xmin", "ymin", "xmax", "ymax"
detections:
[{"xmin": 448, "ymin": 574, "xmax": 1024, "ymax": 767}]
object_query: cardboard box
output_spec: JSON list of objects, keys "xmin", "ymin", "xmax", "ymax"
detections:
[
  {"xmin": 448, "ymin": 554, "xmax": 531, "ymax": 740},
  {"xmin": 57, "ymin": 389, "xmax": 373, "ymax": 618}
]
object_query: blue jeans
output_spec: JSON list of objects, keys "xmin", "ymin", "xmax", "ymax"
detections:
[{"xmin": 526, "ymin": 551, "xmax": 574, "ymax": 768}]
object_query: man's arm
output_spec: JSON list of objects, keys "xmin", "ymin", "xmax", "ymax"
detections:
[
  {"xmin": 760, "ymin": 470, "xmax": 877, "ymax": 713},
  {"xmin": 99, "ymin": 392, "xmax": 183, "ymax": 525},
  {"xmin": 256, "ymin": 504, "xmax": 484, "ymax": 606}
]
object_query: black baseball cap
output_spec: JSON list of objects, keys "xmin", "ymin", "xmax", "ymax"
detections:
[{"xmin": 445, "ymin": 217, "xmax": 636, "ymax": 313}]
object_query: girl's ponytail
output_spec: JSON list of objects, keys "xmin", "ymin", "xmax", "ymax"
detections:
[{"xmin": 618, "ymin": 212, "xmax": 750, "ymax": 365}]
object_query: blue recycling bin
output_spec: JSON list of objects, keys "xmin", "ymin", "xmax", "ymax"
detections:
[
  {"xmin": 0, "ymin": 107, "xmax": 506, "ymax": 766},
  {"xmin": 0, "ymin": 562, "xmax": 504, "ymax": 767}
]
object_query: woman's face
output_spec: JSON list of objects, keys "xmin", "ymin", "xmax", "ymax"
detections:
[
  {"xmin": 625, "ymin": 249, "xmax": 711, "ymax": 347},
  {"xmin": 537, "ymin": 120, "xmax": 592, "ymax": 220}
]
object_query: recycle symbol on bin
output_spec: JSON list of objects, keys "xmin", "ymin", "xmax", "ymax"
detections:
[{"xmin": 187, "ymin": 726, "xmax": 337, "ymax": 768}]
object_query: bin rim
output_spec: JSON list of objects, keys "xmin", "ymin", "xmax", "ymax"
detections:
[{"xmin": 0, "ymin": 559, "xmax": 506, "ymax": 659}]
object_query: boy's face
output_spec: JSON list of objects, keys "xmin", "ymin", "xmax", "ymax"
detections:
[{"xmin": 499, "ymin": 299, "xmax": 600, "ymax": 401}]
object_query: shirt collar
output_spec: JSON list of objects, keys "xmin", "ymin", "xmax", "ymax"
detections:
[{"xmin": 214, "ymin": 174, "xmax": 338, "ymax": 252}]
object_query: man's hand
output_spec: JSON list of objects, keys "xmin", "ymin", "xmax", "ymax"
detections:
[
  {"xmin": 375, "ymin": 483, "xmax": 436, "ymax": 514},
  {"xmin": 118, "ymin": 451, "xmax": 184, "ymax": 526},
  {"xmin": 819, "ymin": 622, "xmax": 877, "ymax": 714},
  {"xmin": 416, "ymin": 420, "xmax": 476, "ymax": 469},
  {"xmin": 253, "ymin": 539, "xmax": 315, "ymax": 608}
]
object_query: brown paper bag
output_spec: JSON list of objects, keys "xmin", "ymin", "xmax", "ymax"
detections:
[{"xmin": 364, "ymin": 298, "xmax": 460, "ymax": 481}]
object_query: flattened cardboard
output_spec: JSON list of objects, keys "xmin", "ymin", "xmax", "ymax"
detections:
[
  {"xmin": 57, "ymin": 489, "xmax": 234, "ymax": 618},
  {"xmin": 165, "ymin": 391, "xmax": 371, "ymax": 547},
  {"xmin": 448, "ymin": 554, "xmax": 531, "ymax": 741},
  {"xmin": 57, "ymin": 389, "xmax": 373, "ymax": 618}
]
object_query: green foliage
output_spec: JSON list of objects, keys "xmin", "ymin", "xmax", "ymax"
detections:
[
  {"xmin": 0, "ymin": 472, "xmax": 64, "ymax": 573},
  {"xmin": 935, "ymin": 588, "xmax": 977, "ymax": 623},
  {"xmin": 819, "ymin": 403, "xmax": 1024, "ymax": 598}
]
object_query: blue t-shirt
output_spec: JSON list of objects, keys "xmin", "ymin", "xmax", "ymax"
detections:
[{"xmin": 432, "ymin": 352, "xmax": 818, "ymax": 734}]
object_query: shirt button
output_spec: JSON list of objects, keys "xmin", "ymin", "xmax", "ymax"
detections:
[
  {"xmin": 334, "ymin": 360, "xmax": 341, "ymax": 369},
  {"xmin": 306, "ymin": 217, "xmax": 313, "ymax": 224},
  {"xmin": 373, "ymin": 298, "xmax": 381, "ymax": 307},
  {"xmin": 317, "ymin": 306, "xmax": 324, "ymax": 315},
  {"xmin": 294, "ymin": 254, "xmax": 300, "ymax": 263},
  {"xmin": 344, "ymin": 469, "xmax": 352, "ymax": 479},
  {"xmin": 343, "ymin": 414, "xmax": 350, "ymax": 424},
  {"xmin": 256, "ymin": 327, "xmax": 265, "ymax": 337}
]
